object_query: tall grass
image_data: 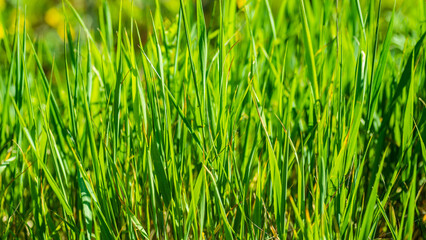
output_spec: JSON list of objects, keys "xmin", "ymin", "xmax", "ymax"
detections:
[{"xmin": 1, "ymin": 0, "xmax": 426, "ymax": 239}]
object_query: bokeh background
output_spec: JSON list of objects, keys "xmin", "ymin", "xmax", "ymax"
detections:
[
  {"xmin": 0, "ymin": 0, "xmax": 423, "ymax": 46},
  {"xmin": 1, "ymin": 0, "xmax": 424, "ymax": 90}
]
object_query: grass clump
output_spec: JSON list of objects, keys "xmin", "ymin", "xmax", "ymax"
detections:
[{"xmin": 1, "ymin": 0, "xmax": 426, "ymax": 239}]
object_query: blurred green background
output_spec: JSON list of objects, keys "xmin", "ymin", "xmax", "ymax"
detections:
[
  {"xmin": 0, "ymin": 0, "xmax": 424, "ymax": 87},
  {"xmin": 0, "ymin": 0, "xmax": 423, "ymax": 45}
]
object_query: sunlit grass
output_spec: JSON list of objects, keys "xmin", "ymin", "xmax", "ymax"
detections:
[{"xmin": 0, "ymin": 0, "xmax": 425, "ymax": 239}]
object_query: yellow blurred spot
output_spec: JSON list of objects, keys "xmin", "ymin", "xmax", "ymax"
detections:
[
  {"xmin": 57, "ymin": 24, "xmax": 75, "ymax": 41},
  {"xmin": 0, "ymin": 23, "xmax": 4, "ymax": 39},
  {"xmin": 0, "ymin": 0, "xmax": 5, "ymax": 10},
  {"xmin": 45, "ymin": 8, "xmax": 63, "ymax": 27},
  {"xmin": 237, "ymin": 0, "xmax": 246, "ymax": 9}
]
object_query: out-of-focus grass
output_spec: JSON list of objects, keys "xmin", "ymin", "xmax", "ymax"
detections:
[{"xmin": 0, "ymin": 0, "xmax": 426, "ymax": 239}]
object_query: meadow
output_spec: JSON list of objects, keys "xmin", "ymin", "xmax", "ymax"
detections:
[{"xmin": 0, "ymin": 0, "xmax": 426, "ymax": 239}]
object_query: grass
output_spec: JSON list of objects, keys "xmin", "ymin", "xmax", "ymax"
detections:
[{"xmin": 0, "ymin": 0, "xmax": 426, "ymax": 239}]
